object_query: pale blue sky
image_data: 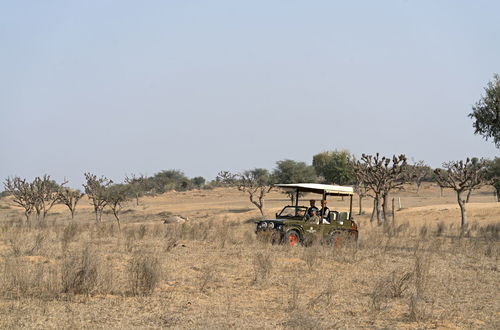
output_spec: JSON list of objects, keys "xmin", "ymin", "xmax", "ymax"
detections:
[{"xmin": 1, "ymin": 1, "xmax": 499, "ymax": 187}]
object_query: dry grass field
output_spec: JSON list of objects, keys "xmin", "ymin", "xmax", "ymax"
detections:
[{"xmin": 0, "ymin": 183, "xmax": 498, "ymax": 329}]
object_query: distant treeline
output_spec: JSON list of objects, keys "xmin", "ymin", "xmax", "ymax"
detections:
[
  {"xmin": 1, "ymin": 151, "xmax": 498, "ymax": 230},
  {"xmin": 3, "ymin": 150, "xmax": 498, "ymax": 198}
]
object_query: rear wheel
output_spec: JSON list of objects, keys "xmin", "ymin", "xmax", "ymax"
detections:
[
  {"xmin": 326, "ymin": 230, "xmax": 348, "ymax": 247},
  {"xmin": 285, "ymin": 230, "xmax": 301, "ymax": 247}
]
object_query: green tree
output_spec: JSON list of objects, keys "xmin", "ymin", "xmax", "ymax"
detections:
[
  {"xmin": 146, "ymin": 170, "xmax": 190, "ymax": 193},
  {"xmin": 273, "ymin": 159, "xmax": 317, "ymax": 204},
  {"xmin": 125, "ymin": 174, "xmax": 147, "ymax": 205},
  {"xmin": 312, "ymin": 150, "xmax": 355, "ymax": 185},
  {"xmin": 273, "ymin": 159, "xmax": 317, "ymax": 183},
  {"xmin": 469, "ymin": 74, "xmax": 500, "ymax": 148},
  {"xmin": 191, "ymin": 176, "xmax": 206, "ymax": 188},
  {"xmin": 485, "ymin": 157, "xmax": 500, "ymax": 201}
]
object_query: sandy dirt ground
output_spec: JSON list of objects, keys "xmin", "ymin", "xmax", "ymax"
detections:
[{"xmin": 0, "ymin": 183, "xmax": 498, "ymax": 329}]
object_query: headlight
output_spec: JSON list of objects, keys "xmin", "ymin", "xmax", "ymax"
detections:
[
  {"xmin": 268, "ymin": 222, "xmax": 274, "ymax": 229},
  {"xmin": 261, "ymin": 222, "xmax": 268, "ymax": 228},
  {"xmin": 278, "ymin": 225, "xmax": 283, "ymax": 231}
]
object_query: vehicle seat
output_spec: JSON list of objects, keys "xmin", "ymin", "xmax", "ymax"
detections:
[
  {"xmin": 337, "ymin": 212, "xmax": 349, "ymax": 221},
  {"xmin": 328, "ymin": 211, "xmax": 338, "ymax": 222}
]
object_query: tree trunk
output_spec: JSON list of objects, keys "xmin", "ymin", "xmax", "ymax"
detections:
[
  {"xmin": 249, "ymin": 192, "xmax": 264, "ymax": 217},
  {"xmin": 375, "ymin": 198, "xmax": 383, "ymax": 226},
  {"xmin": 35, "ymin": 206, "xmax": 41, "ymax": 221},
  {"xmin": 466, "ymin": 189, "xmax": 472, "ymax": 203},
  {"xmin": 457, "ymin": 191, "xmax": 467, "ymax": 230},
  {"xmin": 257, "ymin": 205, "xmax": 264, "ymax": 216},
  {"xmin": 392, "ymin": 198, "xmax": 396, "ymax": 227},
  {"xmin": 70, "ymin": 207, "xmax": 75, "ymax": 220},
  {"xmin": 416, "ymin": 182, "xmax": 421, "ymax": 195},
  {"xmin": 24, "ymin": 210, "xmax": 31, "ymax": 224},
  {"xmin": 381, "ymin": 193, "xmax": 389, "ymax": 224},
  {"xmin": 440, "ymin": 187, "xmax": 444, "ymax": 198},
  {"xmin": 358, "ymin": 195, "xmax": 364, "ymax": 215},
  {"xmin": 112, "ymin": 209, "xmax": 121, "ymax": 230},
  {"xmin": 370, "ymin": 198, "xmax": 376, "ymax": 222}
]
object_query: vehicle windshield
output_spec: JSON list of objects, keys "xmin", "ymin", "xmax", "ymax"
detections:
[{"xmin": 278, "ymin": 206, "xmax": 308, "ymax": 218}]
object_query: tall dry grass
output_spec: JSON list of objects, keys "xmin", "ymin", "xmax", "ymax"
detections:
[{"xmin": 0, "ymin": 212, "xmax": 498, "ymax": 329}]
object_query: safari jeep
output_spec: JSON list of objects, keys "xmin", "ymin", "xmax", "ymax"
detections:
[{"xmin": 255, "ymin": 183, "xmax": 358, "ymax": 246}]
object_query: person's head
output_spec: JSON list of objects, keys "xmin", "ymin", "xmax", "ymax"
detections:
[
  {"xmin": 321, "ymin": 200, "xmax": 327, "ymax": 207},
  {"xmin": 309, "ymin": 200, "xmax": 316, "ymax": 206}
]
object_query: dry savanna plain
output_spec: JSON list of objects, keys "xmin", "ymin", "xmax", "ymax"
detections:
[{"xmin": 0, "ymin": 183, "xmax": 499, "ymax": 329}]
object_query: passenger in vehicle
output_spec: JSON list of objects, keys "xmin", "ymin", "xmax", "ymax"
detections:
[
  {"xmin": 307, "ymin": 200, "xmax": 319, "ymax": 218},
  {"xmin": 307, "ymin": 209, "xmax": 321, "ymax": 224},
  {"xmin": 319, "ymin": 200, "xmax": 330, "ymax": 218}
]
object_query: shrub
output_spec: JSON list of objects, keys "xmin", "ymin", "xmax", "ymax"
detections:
[
  {"xmin": 198, "ymin": 265, "xmax": 216, "ymax": 293},
  {"xmin": 252, "ymin": 252, "xmax": 272, "ymax": 282},
  {"xmin": 1, "ymin": 256, "xmax": 59, "ymax": 299},
  {"xmin": 61, "ymin": 223, "xmax": 80, "ymax": 250},
  {"xmin": 127, "ymin": 254, "xmax": 160, "ymax": 296},
  {"xmin": 137, "ymin": 224, "xmax": 147, "ymax": 240},
  {"xmin": 61, "ymin": 247, "xmax": 99, "ymax": 295}
]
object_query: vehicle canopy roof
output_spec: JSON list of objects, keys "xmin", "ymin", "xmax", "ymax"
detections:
[{"xmin": 274, "ymin": 183, "xmax": 354, "ymax": 196}]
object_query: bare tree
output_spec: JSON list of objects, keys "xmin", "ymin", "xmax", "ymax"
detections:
[
  {"xmin": 32, "ymin": 175, "xmax": 64, "ymax": 221},
  {"xmin": 217, "ymin": 169, "xmax": 273, "ymax": 216},
  {"xmin": 57, "ymin": 187, "xmax": 84, "ymax": 220},
  {"xmin": 464, "ymin": 158, "xmax": 486, "ymax": 203},
  {"xmin": 3, "ymin": 177, "xmax": 35, "ymax": 223},
  {"xmin": 353, "ymin": 158, "xmax": 383, "ymax": 225},
  {"xmin": 354, "ymin": 154, "xmax": 410, "ymax": 225},
  {"xmin": 353, "ymin": 182, "xmax": 369, "ymax": 215},
  {"xmin": 410, "ymin": 160, "xmax": 432, "ymax": 194},
  {"xmin": 434, "ymin": 158, "xmax": 488, "ymax": 230},
  {"xmin": 125, "ymin": 174, "xmax": 146, "ymax": 206},
  {"xmin": 380, "ymin": 155, "xmax": 410, "ymax": 223},
  {"xmin": 105, "ymin": 184, "xmax": 130, "ymax": 229},
  {"xmin": 83, "ymin": 173, "xmax": 112, "ymax": 223}
]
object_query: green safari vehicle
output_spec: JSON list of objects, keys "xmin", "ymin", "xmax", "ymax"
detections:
[{"xmin": 255, "ymin": 183, "xmax": 358, "ymax": 246}]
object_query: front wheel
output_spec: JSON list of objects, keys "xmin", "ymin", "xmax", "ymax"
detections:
[{"xmin": 285, "ymin": 230, "xmax": 301, "ymax": 247}]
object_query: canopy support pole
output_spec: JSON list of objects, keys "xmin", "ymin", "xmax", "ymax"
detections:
[
  {"xmin": 295, "ymin": 188, "xmax": 299, "ymax": 207},
  {"xmin": 349, "ymin": 195, "xmax": 353, "ymax": 219}
]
